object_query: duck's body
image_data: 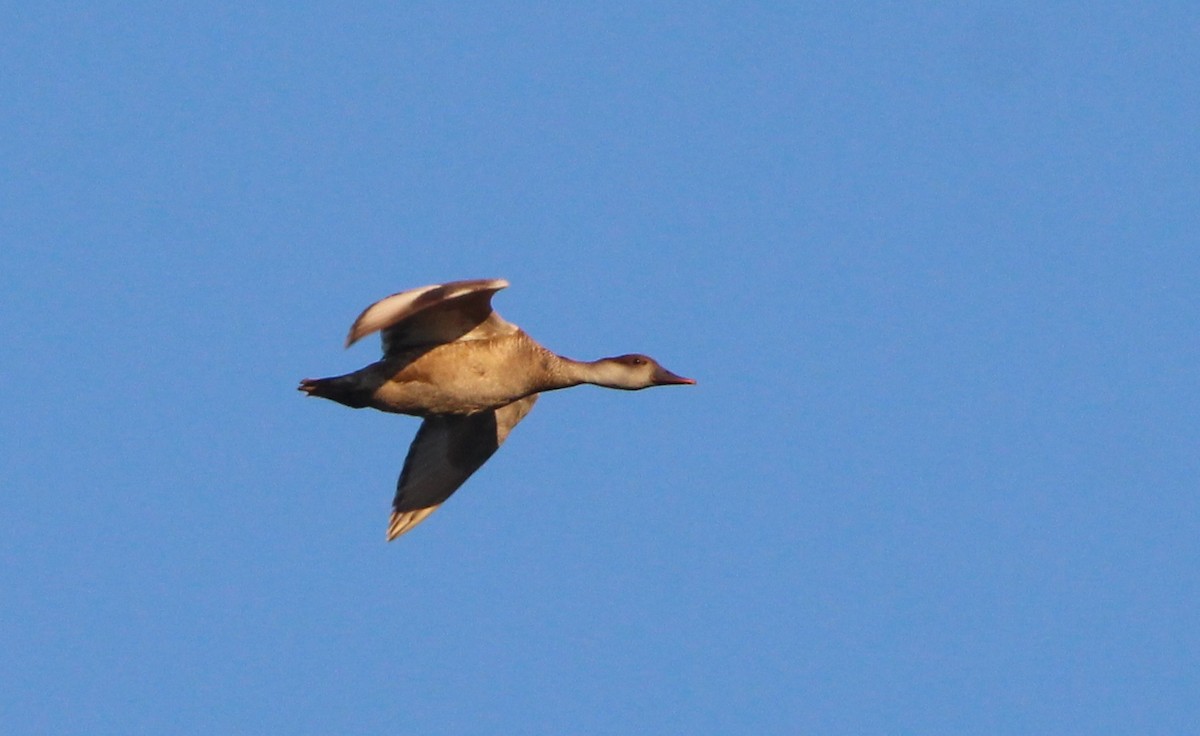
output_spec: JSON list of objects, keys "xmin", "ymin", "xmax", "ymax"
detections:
[
  {"xmin": 299, "ymin": 278, "xmax": 694, "ymax": 540},
  {"xmin": 303, "ymin": 331, "xmax": 557, "ymax": 416}
]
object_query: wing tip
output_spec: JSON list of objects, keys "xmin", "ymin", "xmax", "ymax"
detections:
[
  {"xmin": 386, "ymin": 506, "xmax": 441, "ymax": 541},
  {"xmin": 342, "ymin": 278, "xmax": 511, "ymax": 349}
]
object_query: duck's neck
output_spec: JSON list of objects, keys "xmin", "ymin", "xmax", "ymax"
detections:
[{"xmin": 548, "ymin": 355, "xmax": 628, "ymax": 390}]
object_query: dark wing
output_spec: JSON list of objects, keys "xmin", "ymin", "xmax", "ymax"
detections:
[
  {"xmin": 345, "ymin": 278, "xmax": 517, "ymax": 356},
  {"xmin": 387, "ymin": 395, "xmax": 538, "ymax": 540}
]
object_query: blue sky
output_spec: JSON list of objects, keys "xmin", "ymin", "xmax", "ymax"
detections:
[{"xmin": 3, "ymin": 3, "xmax": 1198, "ymax": 733}]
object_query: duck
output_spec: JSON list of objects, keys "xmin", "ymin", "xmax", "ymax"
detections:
[{"xmin": 299, "ymin": 278, "xmax": 695, "ymax": 540}]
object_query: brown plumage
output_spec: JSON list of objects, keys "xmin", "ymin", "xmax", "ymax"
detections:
[{"xmin": 299, "ymin": 278, "xmax": 694, "ymax": 540}]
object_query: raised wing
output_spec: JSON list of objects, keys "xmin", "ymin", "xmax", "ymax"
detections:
[
  {"xmin": 387, "ymin": 394, "xmax": 538, "ymax": 540},
  {"xmin": 345, "ymin": 278, "xmax": 517, "ymax": 355}
]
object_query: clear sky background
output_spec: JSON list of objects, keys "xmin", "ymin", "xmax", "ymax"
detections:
[{"xmin": 3, "ymin": 3, "xmax": 1197, "ymax": 734}]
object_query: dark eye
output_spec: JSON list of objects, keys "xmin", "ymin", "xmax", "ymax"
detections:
[{"xmin": 631, "ymin": 357, "xmax": 646, "ymax": 365}]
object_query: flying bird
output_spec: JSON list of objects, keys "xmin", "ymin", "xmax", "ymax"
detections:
[{"xmin": 299, "ymin": 278, "xmax": 695, "ymax": 540}]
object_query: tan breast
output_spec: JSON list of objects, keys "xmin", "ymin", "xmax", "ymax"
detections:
[{"xmin": 368, "ymin": 332, "xmax": 554, "ymax": 416}]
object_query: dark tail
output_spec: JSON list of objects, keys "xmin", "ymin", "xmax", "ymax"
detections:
[{"xmin": 297, "ymin": 376, "xmax": 372, "ymax": 408}]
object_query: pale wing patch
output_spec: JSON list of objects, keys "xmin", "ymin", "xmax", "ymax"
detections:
[
  {"xmin": 345, "ymin": 283, "xmax": 445, "ymax": 347},
  {"xmin": 344, "ymin": 278, "xmax": 515, "ymax": 353},
  {"xmin": 387, "ymin": 395, "xmax": 538, "ymax": 541}
]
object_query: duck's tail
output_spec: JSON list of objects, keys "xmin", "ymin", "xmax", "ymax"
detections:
[{"xmin": 297, "ymin": 376, "xmax": 372, "ymax": 408}]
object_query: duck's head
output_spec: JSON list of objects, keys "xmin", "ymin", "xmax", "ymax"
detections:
[{"xmin": 591, "ymin": 354, "xmax": 696, "ymax": 390}]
